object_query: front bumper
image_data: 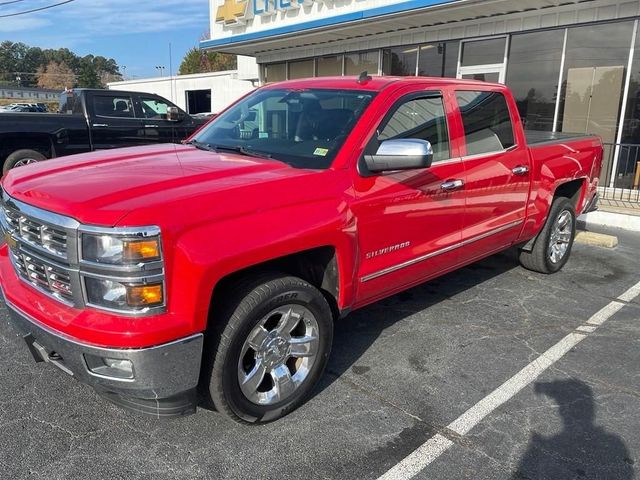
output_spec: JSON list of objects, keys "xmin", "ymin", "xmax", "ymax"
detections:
[{"xmin": 1, "ymin": 287, "xmax": 204, "ymax": 417}]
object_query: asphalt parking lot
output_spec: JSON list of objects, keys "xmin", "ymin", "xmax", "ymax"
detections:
[{"xmin": 1, "ymin": 227, "xmax": 639, "ymax": 480}]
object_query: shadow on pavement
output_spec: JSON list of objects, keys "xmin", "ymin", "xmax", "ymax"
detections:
[{"xmin": 512, "ymin": 379, "xmax": 634, "ymax": 480}]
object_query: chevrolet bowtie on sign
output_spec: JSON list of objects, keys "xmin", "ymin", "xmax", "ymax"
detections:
[
  {"xmin": 216, "ymin": 0, "xmax": 324, "ymax": 25},
  {"xmin": 216, "ymin": 0, "xmax": 248, "ymax": 25}
]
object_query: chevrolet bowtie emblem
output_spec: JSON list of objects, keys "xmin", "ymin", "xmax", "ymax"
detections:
[{"xmin": 216, "ymin": 0, "xmax": 248, "ymax": 25}]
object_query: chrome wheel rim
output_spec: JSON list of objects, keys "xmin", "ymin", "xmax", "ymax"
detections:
[
  {"xmin": 549, "ymin": 210, "xmax": 573, "ymax": 264},
  {"xmin": 13, "ymin": 158, "xmax": 38, "ymax": 168},
  {"xmin": 238, "ymin": 305, "xmax": 319, "ymax": 405}
]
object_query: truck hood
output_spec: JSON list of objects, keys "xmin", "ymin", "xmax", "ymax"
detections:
[{"xmin": 2, "ymin": 144, "xmax": 302, "ymax": 226}]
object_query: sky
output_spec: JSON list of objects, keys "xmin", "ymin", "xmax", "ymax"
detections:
[{"xmin": 0, "ymin": 0, "xmax": 211, "ymax": 79}]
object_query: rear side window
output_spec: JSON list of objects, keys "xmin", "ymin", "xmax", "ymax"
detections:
[
  {"xmin": 378, "ymin": 96, "xmax": 450, "ymax": 162},
  {"xmin": 456, "ymin": 91, "xmax": 515, "ymax": 156},
  {"xmin": 93, "ymin": 95, "xmax": 135, "ymax": 118}
]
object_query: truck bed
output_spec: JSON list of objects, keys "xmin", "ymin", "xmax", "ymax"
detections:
[{"xmin": 525, "ymin": 130, "xmax": 597, "ymax": 147}]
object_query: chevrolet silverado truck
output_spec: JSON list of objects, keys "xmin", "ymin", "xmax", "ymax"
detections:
[
  {"xmin": 0, "ymin": 76, "xmax": 601, "ymax": 423},
  {"xmin": 0, "ymin": 88, "xmax": 208, "ymax": 174}
]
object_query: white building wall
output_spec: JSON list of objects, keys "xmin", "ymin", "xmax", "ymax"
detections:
[{"xmin": 107, "ymin": 70, "xmax": 255, "ymax": 113}]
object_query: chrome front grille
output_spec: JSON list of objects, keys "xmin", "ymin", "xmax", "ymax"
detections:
[
  {"xmin": 9, "ymin": 249, "xmax": 74, "ymax": 304},
  {"xmin": 2, "ymin": 205, "xmax": 68, "ymax": 258}
]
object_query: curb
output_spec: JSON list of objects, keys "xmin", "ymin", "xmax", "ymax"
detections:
[
  {"xmin": 574, "ymin": 231, "xmax": 618, "ymax": 248},
  {"xmin": 577, "ymin": 211, "xmax": 640, "ymax": 232}
]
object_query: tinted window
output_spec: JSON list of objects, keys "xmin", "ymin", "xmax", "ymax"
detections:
[
  {"xmin": 461, "ymin": 38, "xmax": 506, "ymax": 66},
  {"xmin": 456, "ymin": 91, "xmax": 515, "ymax": 155},
  {"xmin": 93, "ymin": 95, "xmax": 134, "ymax": 118},
  {"xmin": 192, "ymin": 88, "xmax": 375, "ymax": 169},
  {"xmin": 379, "ymin": 96, "xmax": 450, "ymax": 162},
  {"xmin": 140, "ymin": 96, "xmax": 170, "ymax": 119}
]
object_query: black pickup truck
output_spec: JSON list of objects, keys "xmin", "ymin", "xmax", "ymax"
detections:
[{"xmin": 0, "ymin": 89, "xmax": 209, "ymax": 173}]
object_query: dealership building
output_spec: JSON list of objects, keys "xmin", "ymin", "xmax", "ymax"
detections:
[{"xmin": 202, "ymin": 0, "xmax": 640, "ymax": 189}]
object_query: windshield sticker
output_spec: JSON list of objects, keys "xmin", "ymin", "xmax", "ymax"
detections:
[{"xmin": 313, "ymin": 148, "xmax": 329, "ymax": 157}]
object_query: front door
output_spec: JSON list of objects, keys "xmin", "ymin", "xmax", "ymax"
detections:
[
  {"xmin": 136, "ymin": 95, "xmax": 182, "ymax": 144},
  {"xmin": 351, "ymin": 88, "xmax": 466, "ymax": 306}
]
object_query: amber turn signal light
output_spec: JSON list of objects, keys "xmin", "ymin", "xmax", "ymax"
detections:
[
  {"xmin": 123, "ymin": 240, "xmax": 161, "ymax": 262},
  {"xmin": 126, "ymin": 284, "xmax": 163, "ymax": 307}
]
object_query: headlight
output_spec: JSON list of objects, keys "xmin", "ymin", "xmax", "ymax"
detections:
[
  {"xmin": 82, "ymin": 232, "xmax": 161, "ymax": 265},
  {"xmin": 84, "ymin": 277, "xmax": 164, "ymax": 312}
]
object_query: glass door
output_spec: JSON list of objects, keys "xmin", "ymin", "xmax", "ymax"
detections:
[{"xmin": 458, "ymin": 37, "xmax": 508, "ymax": 83}]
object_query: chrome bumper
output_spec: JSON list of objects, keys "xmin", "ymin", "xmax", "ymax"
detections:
[{"xmin": 1, "ymin": 287, "xmax": 203, "ymax": 417}]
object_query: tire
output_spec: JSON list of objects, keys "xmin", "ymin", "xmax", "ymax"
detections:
[
  {"xmin": 3, "ymin": 149, "xmax": 46, "ymax": 174},
  {"xmin": 519, "ymin": 197, "xmax": 576, "ymax": 274},
  {"xmin": 204, "ymin": 273, "xmax": 334, "ymax": 424}
]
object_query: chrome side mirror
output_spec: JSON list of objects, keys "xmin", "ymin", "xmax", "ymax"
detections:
[
  {"xmin": 362, "ymin": 138, "xmax": 433, "ymax": 174},
  {"xmin": 167, "ymin": 106, "xmax": 183, "ymax": 122}
]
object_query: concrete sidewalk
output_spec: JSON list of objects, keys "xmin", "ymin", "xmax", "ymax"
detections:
[{"xmin": 578, "ymin": 198, "xmax": 640, "ymax": 232}]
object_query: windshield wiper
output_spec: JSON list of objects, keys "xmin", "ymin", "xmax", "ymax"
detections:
[
  {"xmin": 211, "ymin": 144, "xmax": 272, "ymax": 160},
  {"xmin": 185, "ymin": 140, "xmax": 216, "ymax": 152}
]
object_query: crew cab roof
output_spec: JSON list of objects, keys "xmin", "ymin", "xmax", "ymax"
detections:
[{"xmin": 262, "ymin": 75, "xmax": 508, "ymax": 92}]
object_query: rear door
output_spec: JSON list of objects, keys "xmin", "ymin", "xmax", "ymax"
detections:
[
  {"xmin": 454, "ymin": 88, "xmax": 530, "ymax": 263},
  {"xmin": 351, "ymin": 86, "xmax": 466, "ymax": 305},
  {"xmin": 88, "ymin": 93, "xmax": 145, "ymax": 149}
]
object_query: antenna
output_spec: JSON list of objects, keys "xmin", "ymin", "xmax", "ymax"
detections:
[{"xmin": 358, "ymin": 71, "xmax": 372, "ymax": 84}]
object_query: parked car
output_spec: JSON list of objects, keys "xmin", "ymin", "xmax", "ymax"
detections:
[
  {"xmin": 0, "ymin": 89, "xmax": 209, "ymax": 173},
  {"xmin": 0, "ymin": 76, "xmax": 602, "ymax": 423}
]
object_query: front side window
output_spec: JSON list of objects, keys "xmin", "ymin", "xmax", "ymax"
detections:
[
  {"xmin": 93, "ymin": 95, "xmax": 135, "ymax": 118},
  {"xmin": 456, "ymin": 91, "xmax": 515, "ymax": 156},
  {"xmin": 378, "ymin": 96, "xmax": 450, "ymax": 162},
  {"xmin": 140, "ymin": 96, "xmax": 170, "ymax": 119},
  {"xmin": 191, "ymin": 88, "xmax": 376, "ymax": 169}
]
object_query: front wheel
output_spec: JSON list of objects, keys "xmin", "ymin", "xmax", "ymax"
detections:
[
  {"xmin": 204, "ymin": 274, "xmax": 333, "ymax": 424},
  {"xmin": 519, "ymin": 197, "xmax": 576, "ymax": 274}
]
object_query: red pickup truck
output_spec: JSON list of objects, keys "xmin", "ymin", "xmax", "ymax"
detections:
[{"xmin": 0, "ymin": 76, "xmax": 601, "ymax": 423}]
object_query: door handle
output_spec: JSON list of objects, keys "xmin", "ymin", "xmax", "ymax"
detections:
[
  {"xmin": 440, "ymin": 179, "xmax": 464, "ymax": 191},
  {"xmin": 512, "ymin": 165, "xmax": 529, "ymax": 176},
  {"xmin": 92, "ymin": 123, "xmax": 108, "ymax": 128},
  {"xmin": 144, "ymin": 124, "xmax": 159, "ymax": 128}
]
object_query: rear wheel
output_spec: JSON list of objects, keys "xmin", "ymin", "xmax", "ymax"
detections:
[
  {"xmin": 3, "ymin": 149, "xmax": 46, "ymax": 174},
  {"xmin": 519, "ymin": 197, "xmax": 576, "ymax": 274},
  {"xmin": 204, "ymin": 273, "xmax": 333, "ymax": 424}
]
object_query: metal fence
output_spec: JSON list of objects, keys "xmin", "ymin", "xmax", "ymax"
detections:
[{"xmin": 600, "ymin": 143, "xmax": 640, "ymax": 203}]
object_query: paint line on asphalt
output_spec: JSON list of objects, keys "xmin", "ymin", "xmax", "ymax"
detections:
[
  {"xmin": 618, "ymin": 280, "xmax": 640, "ymax": 303},
  {"xmin": 377, "ymin": 435, "xmax": 454, "ymax": 480},
  {"xmin": 586, "ymin": 301, "xmax": 625, "ymax": 326},
  {"xmin": 376, "ymin": 280, "xmax": 640, "ymax": 480},
  {"xmin": 576, "ymin": 325, "xmax": 597, "ymax": 333}
]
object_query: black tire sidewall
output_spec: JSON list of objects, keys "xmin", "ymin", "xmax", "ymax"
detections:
[
  {"xmin": 4, "ymin": 149, "xmax": 46, "ymax": 174},
  {"xmin": 217, "ymin": 281, "xmax": 333, "ymax": 423},
  {"xmin": 542, "ymin": 198, "xmax": 576, "ymax": 273}
]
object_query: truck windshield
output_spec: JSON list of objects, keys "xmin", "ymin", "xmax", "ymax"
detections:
[{"xmin": 191, "ymin": 88, "xmax": 375, "ymax": 169}]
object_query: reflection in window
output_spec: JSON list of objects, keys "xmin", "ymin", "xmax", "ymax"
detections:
[
  {"xmin": 317, "ymin": 56, "xmax": 342, "ymax": 76},
  {"xmin": 93, "ymin": 96, "xmax": 134, "ymax": 118},
  {"xmin": 418, "ymin": 41, "xmax": 459, "ymax": 77},
  {"xmin": 383, "ymin": 46, "xmax": 418, "ymax": 76},
  {"xmin": 345, "ymin": 51, "xmax": 379, "ymax": 76},
  {"xmin": 506, "ymin": 30, "xmax": 564, "ymax": 132},
  {"xmin": 265, "ymin": 63, "xmax": 286, "ymax": 83},
  {"xmin": 379, "ymin": 96, "xmax": 450, "ymax": 162},
  {"xmin": 461, "ymin": 38, "xmax": 506, "ymax": 66},
  {"xmin": 456, "ymin": 91, "xmax": 515, "ymax": 155},
  {"xmin": 288, "ymin": 60, "xmax": 314, "ymax": 79}
]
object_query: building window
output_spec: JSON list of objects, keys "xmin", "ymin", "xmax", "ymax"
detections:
[
  {"xmin": 418, "ymin": 41, "xmax": 459, "ymax": 77},
  {"xmin": 344, "ymin": 51, "xmax": 378, "ymax": 76},
  {"xmin": 288, "ymin": 59, "xmax": 314, "ymax": 80},
  {"xmin": 456, "ymin": 91, "xmax": 515, "ymax": 156},
  {"xmin": 317, "ymin": 55, "xmax": 342, "ymax": 76},
  {"xmin": 265, "ymin": 63, "xmax": 287, "ymax": 83},
  {"xmin": 506, "ymin": 29, "xmax": 564, "ymax": 132},
  {"xmin": 460, "ymin": 38, "xmax": 506, "ymax": 67},
  {"xmin": 557, "ymin": 21, "xmax": 635, "ymax": 181},
  {"xmin": 383, "ymin": 46, "xmax": 418, "ymax": 76}
]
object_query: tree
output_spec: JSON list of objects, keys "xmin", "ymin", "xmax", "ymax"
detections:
[
  {"xmin": 76, "ymin": 61, "xmax": 101, "ymax": 88},
  {"xmin": 36, "ymin": 61, "xmax": 75, "ymax": 90},
  {"xmin": 179, "ymin": 47, "xmax": 236, "ymax": 75}
]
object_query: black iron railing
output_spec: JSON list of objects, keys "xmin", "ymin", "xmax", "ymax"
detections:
[{"xmin": 600, "ymin": 143, "xmax": 640, "ymax": 203}]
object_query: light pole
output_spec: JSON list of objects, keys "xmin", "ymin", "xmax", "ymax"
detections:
[
  {"xmin": 155, "ymin": 65, "xmax": 166, "ymax": 77},
  {"xmin": 121, "ymin": 66, "xmax": 127, "ymax": 80}
]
